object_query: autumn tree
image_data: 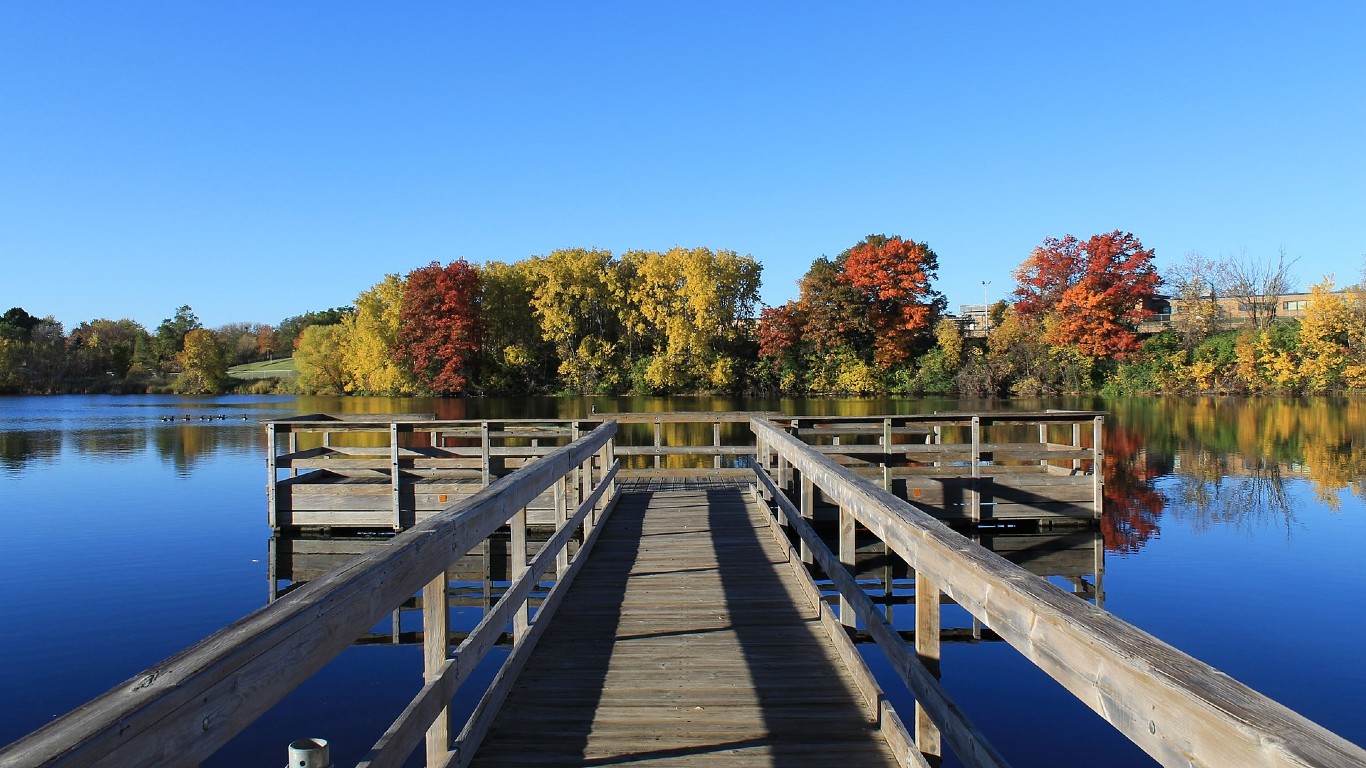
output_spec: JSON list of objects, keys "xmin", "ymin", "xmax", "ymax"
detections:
[
  {"xmin": 276, "ymin": 307, "xmax": 354, "ymax": 353},
  {"xmin": 1013, "ymin": 231, "xmax": 1159, "ymax": 360},
  {"xmin": 620, "ymin": 248, "xmax": 761, "ymax": 391},
  {"xmin": 479, "ymin": 260, "xmax": 555, "ymax": 393},
  {"xmin": 342, "ymin": 274, "xmax": 416, "ymax": 395},
  {"xmin": 839, "ymin": 235, "xmax": 945, "ymax": 368},
  {"xmin": 294, "ymin": 324, "xmax": 351, "ymax": 394},
  {"xmin": 395, "ymin": 260, "xmax": 481, "ymax": 395},
  {"xmin": 1297, "ymin": 278, "xmax": 1366, "ymax": 392},
  {"xmin": 66, "ymin": 319, "xmax": 148, "ymax": 379},
  {"xmin": 174, "ymin": 329, "xmax": 228, "ymax": 394},
  {"xmin": 526, "ymin": 248, "xmax": 625, "ymax": 393}
]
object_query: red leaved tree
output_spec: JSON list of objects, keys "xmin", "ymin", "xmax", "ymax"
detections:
[
  {"xmin": 839, "ymin": 235, "xmax": 945, "ymax": 367},
  {"xmin": 1013, "ymin": 231, "xmax": 1159, "ymax": 359},
  {"xmin": 756, "ymin": 302, "xmax": 803, "ymax": 368},
  {"xmin": 395, "ymin": 260, "xmax": 482, "ymax": 395}
]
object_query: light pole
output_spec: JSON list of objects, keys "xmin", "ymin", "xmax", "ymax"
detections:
[{"xmin": 981, "ymin": 280, "xmax": 991, "ymax": 331}]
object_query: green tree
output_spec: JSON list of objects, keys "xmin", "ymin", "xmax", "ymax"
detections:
[
  {"xmin": 153, "ymin": 305, "xmax": 202, "ymax": 371},
  {"xmin": 174, "ymin": 329, "xmax": 228, "ymax": 394}
]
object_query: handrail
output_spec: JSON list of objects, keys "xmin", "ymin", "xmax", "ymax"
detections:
[
  {"xmin": 752, "ymin": 417, "xmax": 1366, "ymax": 768},
  {"xmin": 0, "ymin": 421, "xmax": 619, "ymax": 768}
]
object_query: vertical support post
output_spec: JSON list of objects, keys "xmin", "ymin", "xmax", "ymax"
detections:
[
  {"xmin": 511, "ymin": 506, "xmax": 529, "ymax": 641},
  {"xmin": 266, "ymin": 424, "xmax": 279, "ymax": 530},
  {"xmin": 607, "ymin": 436, "xmax": 618, "ymax": 498},
  {"xmin": 1093, "ymin": 416, "xmax": 1104, "ymax": 520},
  {"xmin": 838, "ymin": 504, "xmax": 856, "ymax": 627},
  {"xmin": 390, "ymin": 422, "xmax": 402, "ymax": 531},
  {"xmin": 882, "ymin": 417, "xmax": 893, "ymax": 491},
  {"xmin": 882, "ymin": 539, "xmax": 894, "ymax": 623},
  {"xmin": 1072, "ymin": 422, "xmax": 1082, "ymax": 472},
  {"xmin": 267, "ymin": 535, "xmax": 279, "ymax": 602},
  {"xmin": 287, "ymin": 430, "xmax": 298, "ymax": 479},
  {"xmin": 653, "ymin": 418, "xmax": 662, "ymax": 470},
  {"xmin": 1038, "ymin": 422, "xmax": 1048, "ymax": 468},
  {"xmin": 571, "ymin": 421, "xmax": 583, "ymax": 507},
  {"xmin": 480, "ymin": 421, "xmax": 492, "ymax": 487},
  {"xmin": 1093, "ymin": 530, "xmax": 1106, "ymax": 610},
  {"xmin": 423, "ymin": 570, "xmax": 450, "ymax": 767},
  {"xmin": 970, "ymin": 416, "xmax": 982, "ymax": 524},
  {"xmin": 800, "ymin": 474, "xmax": 814, "ymax": 565},
  {"xmin": 932, "ymin": 425, "xmax": 942, "ymax": 468},
  {"xmin": 713, "ymin": 420, "xmax": 722, "ymax": 470},
  {"xmin": 915, "ymin": 571, "xmax": 942, "ymax": 762},
  {"xmin": 555, "ymin": 475, "xmax": 570, "ymax": 578},
  {"xmin": 481, "ymin": 538, "xmax": 494, "ymax": 613}
]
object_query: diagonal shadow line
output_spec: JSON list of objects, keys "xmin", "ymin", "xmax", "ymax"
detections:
[{"xmin": 707, "ymin": 487, "xmax": 899, "ymax": 767}]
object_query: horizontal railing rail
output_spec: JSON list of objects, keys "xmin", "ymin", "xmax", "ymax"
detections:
[
  {"xmin": 0, "ymin": 421, "xmax": 620, "ymax": 768},
  {"xmin": 752, "ymin": 417, "xmax": 1366, "ymax": 768}
]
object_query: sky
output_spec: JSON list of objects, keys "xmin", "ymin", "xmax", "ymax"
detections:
[{"xmin": 2, "ymin": 2, "xmax": 1363, "ymax": 333}]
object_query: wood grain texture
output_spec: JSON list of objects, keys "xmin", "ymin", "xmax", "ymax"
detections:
[
  {"xmin": 470, "ymin": 484, "xmax": 901, "ymax": 767},
  {"xmin": 752, "ymin": 417, "xmax": 1366, "ymax": 768}
]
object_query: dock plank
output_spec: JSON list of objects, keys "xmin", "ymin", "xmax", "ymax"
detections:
[{"xmin": 469, "ymin": 486, "xmax": 902, "ymax": 767}]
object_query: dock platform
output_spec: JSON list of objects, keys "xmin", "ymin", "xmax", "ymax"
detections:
[{"xmin": 473, "ymin": 481, "xmax": 900, "ymax": 766}]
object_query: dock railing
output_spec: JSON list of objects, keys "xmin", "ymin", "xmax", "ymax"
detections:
[
  {"xmin": 751, "ymin": 416, "xmax": 1366, "ymax": 768},
  {"xmin": 0, "ymin": 421, "xmax": 620, "ymax": 768}
]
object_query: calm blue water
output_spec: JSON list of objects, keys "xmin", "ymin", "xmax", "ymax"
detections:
[{"xmin": 2, "ymin": 394, "xmax": 1364, "ymax": 766}]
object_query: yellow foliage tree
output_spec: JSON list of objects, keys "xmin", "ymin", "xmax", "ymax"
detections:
[
  {"xmin": 527, "ymin": 248, "xmax": 625, "ymax": 393},
  {"xmin": 620, "ymin": 247, "xmax": 761, "ymax": 391},
  {"xmin": 295, "ymin": 324, "xmax": 351, "ymax": 395},
  {"xmin": 342, "ymin": 274, "xmax": 416, "ymax": 395},
  {"xmin": 1297, "ymin": 278, "xmax": 1366, "ymax": 392},
  {"xmin": 174, "ymin": 329, "xmax": 228, "ymax": 394}
]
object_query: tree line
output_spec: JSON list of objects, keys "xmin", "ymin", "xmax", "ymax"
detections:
[{"xmin": 3, "ymin": 235, "xmax": 1363, "ymax": 396}]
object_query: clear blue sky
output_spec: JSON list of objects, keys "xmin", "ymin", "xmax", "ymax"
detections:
[{"xmin": 3, "ymin": 2, "xmax": 1362, "ymax": 332}]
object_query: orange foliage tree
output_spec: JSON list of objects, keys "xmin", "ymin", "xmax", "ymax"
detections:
[
  {"xmin": 1012, "ymin": 231, "xmax": 1159, "ymax": 359},
  {"xmin": 395, "ymin": 260, "xmax": 482, "ymax": 395},
  {"xmin": 839, "ymin": 235, "xmax": 945, "ymax": 367}
]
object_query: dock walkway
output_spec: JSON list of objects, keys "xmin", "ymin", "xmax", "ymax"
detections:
[{"xmin": 472, "ymin": 482, "xmax": 900, "ymax": 766}]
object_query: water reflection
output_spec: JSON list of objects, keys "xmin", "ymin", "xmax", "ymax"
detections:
[{"xmin": 1100, "ymin": 397, "xmax": 1366, "ymax": 551}]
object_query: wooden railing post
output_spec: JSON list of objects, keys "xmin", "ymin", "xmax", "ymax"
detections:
[
  {"xmin": 915, "ymin": 571, "xmax": 942, "ymax": 762},
  {"xmin": 423, "ymin": 571, "xmax": 450, "ymax": 767},
  {"xmin": 511, "ymin": 506, "xmax": 529, "ymax": 641},
  {"xmin": 653, "ymin": 418, "xmax": 662, "ymax": 470},
  {"xmin": 882, "ymin": 417, "xmax": 893, "ymax": 491},
  {"xmin": 838, "ymin": 504, "xmax": 856, "ymax": 627},
  {"xmin": 480, "ymin": 421, "xmax": 492, "ymax": 487},
  {"xmin": 800, "ymin": 475, "xmax": 814, "ymax": 565},
  {"xmin": 391, "ymin": 423, "xmax": 403, "ymax": 531},
  {"xmin": 1092, "ymin": 416, "xmax": 1104, "ymax": 519},
  {"xmin": 1072, "ymin": 422, "xmax": 1082, "ymax": 472},
  {"xmin": 267, "ymin": 424, "xmax": 279, "ymax": 529},
  {"xmin": 713, "ymin": 420, "xmax": 722, "ymax": 469},
  {"xmin": 571, "ymin": 421, "xmax": 583, "ymax": 507},
  {"xmin": 554, "ymin": 475, "xmax": 569, "ymax": 578},
  {"xmin": 970, "ymin": 416, "xmax": 981, "ymax": 523}
]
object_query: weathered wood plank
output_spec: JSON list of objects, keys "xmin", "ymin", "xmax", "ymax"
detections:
[
  {"xmin": 469, "ymin": 486, "xmax": 902, "ymax": 767},
  {"xmin": 753, "ymin": 417, "xmax": 1366, "ymax": 768}
]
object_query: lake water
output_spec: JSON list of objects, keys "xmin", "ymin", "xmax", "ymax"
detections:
[{"xmin": 2, "ymin": 394, "xmax": 1364, "ymax": 766}]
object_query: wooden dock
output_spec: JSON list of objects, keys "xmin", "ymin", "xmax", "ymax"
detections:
[
  {"xmin": 472, "ymin": 482, "xmax": 901, "ymax": 767},
  {"xmin": 5, "ymin": 412, "xmax": 1366, "ymax": 768}
]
